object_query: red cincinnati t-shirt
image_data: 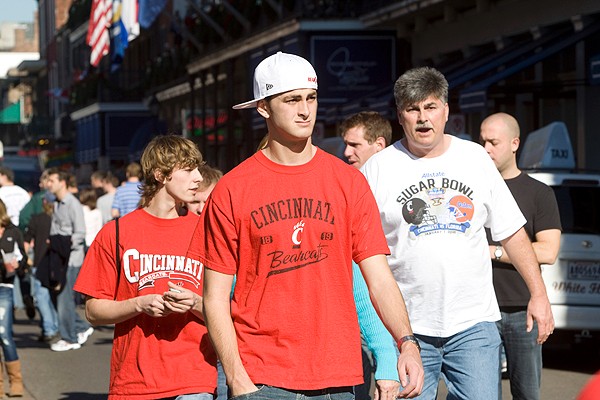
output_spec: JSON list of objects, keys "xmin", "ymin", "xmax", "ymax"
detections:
[
  {"xmin": 188, "ymin": 148, "xmax": 390, "ymax": 390},
  {"xmin": 75, "ymin": 209, "xmax": 217, "ymax": 399}
]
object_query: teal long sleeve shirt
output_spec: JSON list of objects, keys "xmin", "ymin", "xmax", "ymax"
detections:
[{"xmin": 353, "ymin": 262, "xmax": 400, "ymax": 382}]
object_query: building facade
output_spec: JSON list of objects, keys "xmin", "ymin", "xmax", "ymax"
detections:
[{"xmin": 32, "ymin": 0, "xmax": 600, "ymax": 173}]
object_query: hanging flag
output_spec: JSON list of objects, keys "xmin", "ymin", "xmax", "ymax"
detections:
[
  {"xmin": 110, "ymin": 20, "xmax": 128, "ymax": 71},
  {"xmin": 87, "ymin": 0, "xmax": 113, "ymax": 67},
  {"xmin": 110, "ymin": 0, "xmax": 128, "ymax": 71},
  {"xmin": 110, "ymin": 0, "xmax": 140, "ymax": 71},
  {"xmin": 138, "ymin": 0, "xmax": 167, "ymax": 29},
  {"xmin": 121, "ymin": 0, "xmax": 140, "ymax": 40}
]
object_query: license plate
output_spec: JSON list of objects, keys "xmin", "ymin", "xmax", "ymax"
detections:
[{"xmin": 567, "ymin": 260, "xmax": 600, "ymax": 280}]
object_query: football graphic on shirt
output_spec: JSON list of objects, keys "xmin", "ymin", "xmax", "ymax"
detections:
[
  {"xmin": 447, "ymin": 195, "xmax": 474, "ymax": 223},
  {"xmin": 402, "ymin": 198, "xmax": 430, "ymax": 225}
]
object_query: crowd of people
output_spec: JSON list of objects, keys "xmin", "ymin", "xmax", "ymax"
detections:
[
  {"xmin": 0, "ymin": 160, "xmax": 149, "ymax": 395},
  {"xmin": 3, "ymin": 51, "xmax": 599, "ymax": 400}
]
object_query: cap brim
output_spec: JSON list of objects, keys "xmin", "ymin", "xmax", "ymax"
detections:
[
  {"xmin": 232, "ymin": 82, "xmax": 318, "ymax": 109},
  {"xmin": 232, "ymin": 98, "xmax": 261, "ymax": 110}
]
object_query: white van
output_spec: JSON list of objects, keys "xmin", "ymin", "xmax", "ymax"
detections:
[{"xmin": 520, "ymin": 122, "xmax": 600, "ymax": 344}]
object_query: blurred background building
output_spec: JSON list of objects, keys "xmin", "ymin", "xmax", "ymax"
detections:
[
  {"xmin": 0, "ymin": 18, "xmax": 39, "ymax": 145},
  {"xmin": 1, "ymin": 0, "xmax": 599, "ymax": 183}
]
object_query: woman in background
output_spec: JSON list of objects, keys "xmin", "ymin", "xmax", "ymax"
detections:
[{"xmin": 0, "ymin": 198, "xmax": 27, "ymax": 396}]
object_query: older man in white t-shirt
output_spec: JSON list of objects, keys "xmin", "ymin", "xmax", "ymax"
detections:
[{"xmin": 362, "ymin": 67, "xmax": 554, "ymax": 400}]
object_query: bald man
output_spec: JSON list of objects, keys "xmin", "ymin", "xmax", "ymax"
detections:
[{"xmin": 480, "ymin": 113, "xmax": 561, "ymax": 400}]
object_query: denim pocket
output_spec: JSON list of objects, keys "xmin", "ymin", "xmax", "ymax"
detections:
[{"xmin": 228, "ymin": 385, "xmax": 266, "ymax": 400}]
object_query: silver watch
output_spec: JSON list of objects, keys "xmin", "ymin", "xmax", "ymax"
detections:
[
  {"xmin": 494, "ymin": 245, "xmax": 503, "ymax": 260},
  {"xmin": 397, "ymin": 335, "xmax": 421, "ymax": 352}
]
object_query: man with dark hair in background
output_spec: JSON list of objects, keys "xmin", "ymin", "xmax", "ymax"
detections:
[{"xmin": 44, "ymin": 168, "xmax": 93, "ymax": 352}]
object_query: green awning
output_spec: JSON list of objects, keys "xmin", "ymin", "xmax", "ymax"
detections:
[{"xmin": 0, "ymin": 101, "xmax": 21, "ymax": 124}]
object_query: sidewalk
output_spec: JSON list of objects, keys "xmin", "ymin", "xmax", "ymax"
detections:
[
  {"xmin": 9, "ymin": 308, "xmax": 595, "ymax": 399},
  {"xmin": 9, "ymin": 308, "xmax": 113, "ymax": 400}
]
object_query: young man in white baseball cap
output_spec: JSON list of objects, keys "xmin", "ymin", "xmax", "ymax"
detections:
[{"xmin": 188, "ymin": 52, "xmax": 424, "ymax": 400}]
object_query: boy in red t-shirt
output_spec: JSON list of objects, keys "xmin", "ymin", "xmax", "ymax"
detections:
[
  {"xmin": 75, "ymin": 135, "xmax": 216, "ymax": 400},
  {"xmin": 189, "ymin": 52, "xmax": 424, "ymax": 400}
]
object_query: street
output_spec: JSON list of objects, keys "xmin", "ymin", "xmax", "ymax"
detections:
[
  {"xmin": 11, "ymin": 309, "xmax": 111, "ymax": 400},
  {"xmin": 8, "ymin": 309, "xmax": 599, "ymax": 400}
]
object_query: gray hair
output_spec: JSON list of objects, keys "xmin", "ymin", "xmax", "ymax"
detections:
[{"xmin": 393, "ymin": 67, "xmax": 449, "ymax": 109}]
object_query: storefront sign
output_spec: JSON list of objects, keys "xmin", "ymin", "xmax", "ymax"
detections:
[{"xmin": 310, "ymin": 34, "xmax": 396, "ymax": 104}]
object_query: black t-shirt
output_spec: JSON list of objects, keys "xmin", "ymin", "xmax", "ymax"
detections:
[
  {"xmin": 24, "ymin": 212, "xmax": 52, "ymax": 267},
  {"xmin": 486, "ymin": 172, "xmax": 561, "ymax": 308}
]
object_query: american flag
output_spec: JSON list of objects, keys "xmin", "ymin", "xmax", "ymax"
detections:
[{"xmin": 87, "ymin": 0, "xmax": 113, "ymax": 67}]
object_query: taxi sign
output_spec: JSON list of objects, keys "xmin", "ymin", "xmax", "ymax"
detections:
[{"xmin": 519, "ymin": 121, "xmax": 576, "ymax": 170}]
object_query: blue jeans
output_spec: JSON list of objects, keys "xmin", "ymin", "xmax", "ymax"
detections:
[
  {"xmin": 216, "ymin": 359, "xmax": 228, "ymax": 399},
  {"xmin": 57, "ymin": 266, "xmax": 90, "ymax": 343},
  {"xmin": 414, "ymin": 321, "xmax": 501, "ymax": 400},
  {"xmin": 32, "ymin": 270, "xmax": 58, "ymax": 336},
  {"xmin": 496, "ymin": 310, "xmax": 541, "ymax": 400},
  {"xmin": 229, "ymin": 385, "xmax": 354, "ymax": 400},
  {"xmin": 0, "ymin": 286, "xmax": 19, "ymax": 361}
]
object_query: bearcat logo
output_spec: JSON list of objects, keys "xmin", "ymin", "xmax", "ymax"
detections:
[
  {"xmin": 403, "ymin": 198, "xmax": 437, "ymax": 225},
  {"xmin": 292, "ymin": 220, "xmax": 305, "ymax": 248}
]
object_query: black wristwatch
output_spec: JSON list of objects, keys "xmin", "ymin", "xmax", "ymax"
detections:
[{"xmin": 397, "ymin": 335, "xmax": 421, "ymax": 353}]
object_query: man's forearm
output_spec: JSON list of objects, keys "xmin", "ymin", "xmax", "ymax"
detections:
[
  {"xmin": 204, "ymin": 295, "xmax": 254, "ymax": 394},
  {"xmin": 189, "ymin": 294, "xmax": 204, "ymax": 321},
  {"xmin": 490, "ymin": 228, "xmax": 560, "ymax": 266},
  {"xmin": 502, "ymin": 228, "xmax": 548, "ymax": 297},
  {"xmin": 532, "ymin": 229, "xmax": 561, "ymax": 265},
  {"xmin": 370, "ymin": 283, "xmax": 414, "ymax": 343},
  {"xmin": 203, "ymin": 268, "xmax": 255, "ymax": 395},
  {"xmin": 359, "ymin": 255, "xmax": 414, "ymax": 341},
  {"xmin": 359, "ymin": 254, "xmax": 424, "ymax": 395},
  {"xmin": 85, "ymin": 297, "xmax": 143, "ymax": 325}
]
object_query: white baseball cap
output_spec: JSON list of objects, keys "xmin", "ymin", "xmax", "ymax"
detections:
[{"xmin": 232, "ymin": 52, "xmax": 318, "ymax": 110}]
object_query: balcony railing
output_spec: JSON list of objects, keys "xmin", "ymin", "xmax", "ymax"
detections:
[{"xmin": 66, "ymin": 0, "xmax": 368, "ymax": 110}]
